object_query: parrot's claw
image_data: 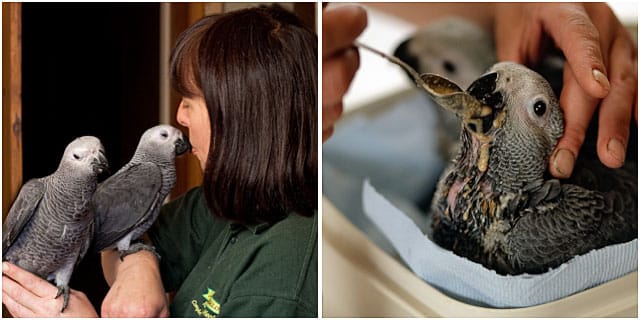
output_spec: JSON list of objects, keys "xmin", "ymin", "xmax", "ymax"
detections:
[
  {"xmin": 55, "ymin": 284, "xmax": 70, "ymax": 313},
  {"xmin": 119, "ymin": 243, "xmax": 161, "ymax": 261}
]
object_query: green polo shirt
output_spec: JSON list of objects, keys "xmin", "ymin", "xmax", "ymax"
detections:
[{"xmin": 148, "ymin": 187, "xmax": 317, "ymax": 317}]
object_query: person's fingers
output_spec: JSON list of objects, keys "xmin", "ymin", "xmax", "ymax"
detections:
[
  {"xmin": 3, "ymin": 262, "xmax": 57, "ymax": 298},
  {"xmin": 322, "ymin": 5, "xmax": 367, "ymax": 57},
  {"xmin": 550, "ymin": 66, "xmax": 599, "ymax": 178},
  {"xmin": 539, "ymin": 4, "xmax": 610, "ymax": 98},
  {"xmin": 596, "ymin": 31, "xmax": 636, "ymax": 168},
  {"xmin": 2, "ymin": 274, "xmax": 43, "ymax": 315},
  {"xmin": 323, "ymin": 126, "xmax": 334, "ymax": 142},
  {"xmin": 494, "ymin": 3, "xmax": 537, "ymax": 63},
  {"xmin": 582, "ymin": 2, "xmax": 618, "ymax": 67},
  {"xmin": 322, "ymin": 48, "xmax": 359, "ymax": 107},
  {"xmin": 2, "ymin": 283, "xmax": 37, "ymax": 318},
  {"xmin": 323, "ymin": 97, "xmax": 343, "ymax": 142}
]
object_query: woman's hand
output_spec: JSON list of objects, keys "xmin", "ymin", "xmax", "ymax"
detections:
[
  {"xmin": 100, "ymin": 250, "xmax": 170, "ymax": 317},
  {"xmin": 2, "ymin": 262, "xmax": 98, "ymax": 317},
  {"xmin": 494, "ymin": 3, "xmax": 637, "ymax": 178},
  {"xmin": 322, "ymin": 4, "xmax": 368, "ymax": 142}
]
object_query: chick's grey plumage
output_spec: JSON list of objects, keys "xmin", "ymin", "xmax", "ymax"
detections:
[
  {"xmin": 428, "ymin": 62, "xmax": 637, "ymax": 275},
  {"xmin": 2, "ymin": 136, "xmax": 108, "ymax": 312},
  {"xmin": 92, "ymin": 124, "xmax": 190, "ymax": 256}
]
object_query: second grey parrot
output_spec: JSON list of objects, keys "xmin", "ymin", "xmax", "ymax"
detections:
[
  {"xmin": 92, "ymin": 124, "xmax": 190, "ymax": 258},
  {"xmin": 424, "ymin": 62, "xmax": 637, "ymax": 275},
  {"xmin": 394, "ymin": 17, "xmax": 496, "ymax": 89},
  {"xmin": 3, "ymin": 136, "xmax": 108, "ymax": 312}
]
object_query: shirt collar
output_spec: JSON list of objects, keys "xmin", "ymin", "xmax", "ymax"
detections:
[{"xmin": 230, "ymin": 221, "xmax": 271, "ymax": 234}]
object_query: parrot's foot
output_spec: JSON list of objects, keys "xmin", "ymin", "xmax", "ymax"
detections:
[
  {"xmin": 119, "ymin": 243, "xmax": 161, "ymax": 261},
  {"xmin": 55, "ymin": 284, "xmax": 70, "ymax": 313}
]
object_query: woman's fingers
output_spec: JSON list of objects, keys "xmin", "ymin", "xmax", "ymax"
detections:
[
  {"xmin": 539, "ymin": 4, "xmax": 610, "ymax": 98},
  {"xmin": 550, "ymin": 66, "xmax": 599, "ymax": 178},
  {"xmin": 2, "ymin": 262, "xmax": 63, "ymax": 316},
  {"xmin": 322, "ymin": 5, "xmax": 367, "ymax": 57},
  {"xmin": 2, "ymin": 275, "xmax": 37, "ymax": 317},
  {"xmin": 322, "ymin": 48, "xmax": 360, "ymax": 109},
  {"xmin": 3, "ymin": 262, "xmax": 57, "ymax": 298},
  {"xmin": 596, "ymin": 29, "xmax": 637, "ymax": 167},
  {"xmin": 322, "ymin": 5, "xmax": 367, "ymax": 142},
  {"xmin": 495, "ymin": 3, "xmax": 637, "ymax": 175}
]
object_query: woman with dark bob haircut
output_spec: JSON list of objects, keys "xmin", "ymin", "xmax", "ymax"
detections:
[{"xmin": 0, "ymin": 5, "xmax": 317, "ymax": 318}]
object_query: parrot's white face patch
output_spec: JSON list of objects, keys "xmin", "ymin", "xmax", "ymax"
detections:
[{"xmin": 64, "ymin": 136, "xmax": 107, "ymax": 174}]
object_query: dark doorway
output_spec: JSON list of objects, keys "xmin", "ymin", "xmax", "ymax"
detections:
[{"xmin": 22, "ymin": 3, "xmax": 160, "ymax": 313}]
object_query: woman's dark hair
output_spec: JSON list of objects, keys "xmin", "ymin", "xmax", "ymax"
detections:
[{"xmin": 170, "ymin": 5, "xmax": 317, "ymax": 225}]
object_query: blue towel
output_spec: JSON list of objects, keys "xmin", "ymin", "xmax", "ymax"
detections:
[{"xmin": 363, "ymin": 180, "xmax": 638, "ymax": 307}]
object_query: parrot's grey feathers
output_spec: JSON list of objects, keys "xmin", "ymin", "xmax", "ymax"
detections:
[
  {"xmin": 388, "ymin": 18, "xmax": 636, "ymax": 275},
  {"xmin": 2, "ymin": 136, "xmax": 107, "ymax": 312},
  {"xmin": 428, "ymin": 62, "xmax": 637, "ymax": 275},
  {"xmin": 2, "ymin": 179, "xmax": 45, "ymax": 255},
  {"xmin": 504, "ymin": 184, "xmax": 615, "ymax": 274},
  {"xmin": 526, "ymin": 179, "xmax": 561, "ymax": 207},
  {"xmin": 93, "ymin": 162, "xmax": 163, "ymax": 251},
  {"xmin": 92, "ymin": 125, "xmax": 190, "ymax": 255}
]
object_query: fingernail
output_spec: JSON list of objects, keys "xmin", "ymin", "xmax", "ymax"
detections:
[
  {"xmin": 592, "ymin": 69, "xmax": 610, "ymax": 92},
  {"xmin": 607, "ymin": 138, "xmax": 625, "ymax": 164},
  {"xmin": 553, "ymin": 148, "xmax": 575, "ymax": 178},
  {"xmin": 344, "ymin": 47, "xmax": 359, "ymax": 70}
]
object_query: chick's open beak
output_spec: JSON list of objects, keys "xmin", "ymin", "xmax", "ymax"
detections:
[
  {"xmin": 421, "ymin": 73, "xmax": 491, "ymax": 121},
  {"xmin": 421, "ymin": 71, "xmax": 504, "ymax": 135}
]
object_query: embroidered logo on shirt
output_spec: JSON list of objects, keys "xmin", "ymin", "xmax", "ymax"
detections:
[{"xmin": 191, "ymin": 288, "xmax": 220, "ymax": 318}]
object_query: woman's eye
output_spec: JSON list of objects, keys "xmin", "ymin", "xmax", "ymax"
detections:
[{"xmin": 533, "ymin": 100, "xmax": 546, "ymax": 116}]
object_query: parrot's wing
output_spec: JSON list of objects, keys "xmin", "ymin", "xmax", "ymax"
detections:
[
  {"xmin": 77, "ymin": 221, "xmax": 95, "ymax": 266},
  {"xmin": 93, "ymin": 162, "xmax": 163, "ymax": 251},
  {"xmin": 506, "ymin": 183, "xmax": 634, "ymax": 274},
  {"xmin": 2, "ymin": 179, "xmax": 45, "ymax": 254},
  {"xmin": 568, "ymin": 158, "xmax": 637, "ymax": 193}
]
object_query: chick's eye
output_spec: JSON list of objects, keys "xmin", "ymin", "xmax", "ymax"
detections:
[
  {"xmin": 533, "ymin": 100, "xmax": 546, "ymax": 116},
  {"xmin": 442, "ymin": 60, "xmax": 456, "ymax": 74}
]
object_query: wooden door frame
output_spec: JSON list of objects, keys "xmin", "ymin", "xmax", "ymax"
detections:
[{"xmin": 2, "ymin": 2, "xmax": 23, "ymax": 220}]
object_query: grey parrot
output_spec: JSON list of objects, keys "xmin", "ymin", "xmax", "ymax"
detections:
[
  {"xmin": 3, "ymin": 136, "xmax": 108, "ymax": 312},
  {"xmin": 92, "ymin": 124, "xmax": 190, "ymax": 258},
  {"xmin": 423, "ymin": 62, "xmax": 637, "ymax": 275},
  {"xmin": 394, "ymin": 17, "xmax": 496, "ymax": 89}
]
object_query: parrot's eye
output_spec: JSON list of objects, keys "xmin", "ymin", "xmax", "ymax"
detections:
[
  {"xmin": 533, "ymin": 100, "xmax": 546, "ymax": 116},
  {"xmin": 73, "ymin": 153, "xmax": 81, "ymax": 160},
  {"xmin": 443, "ymin": 60, "xmax": 456, "ymax": 74},
  {"xmin": 160, "ymin": 131, "xmax": 169, "ymax": 138}
]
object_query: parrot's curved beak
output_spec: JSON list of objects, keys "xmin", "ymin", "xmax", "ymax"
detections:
[
  {"xmin": 175, "ymin": 136, "xmax": 192, "ymax": 156},
  {"xmin": 92, "ymin": 149, "xmax": 109, "ymax": 174}
]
